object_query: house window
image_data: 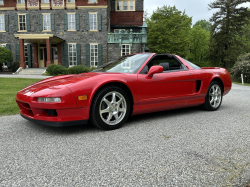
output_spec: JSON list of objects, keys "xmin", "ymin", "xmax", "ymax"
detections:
[
  {"xmin": 24, "ymin": 45, "xmax": 28, "ymax": 65},
  {"xmin": 68, "ymin": 44, "xmax": 77, "ymax": 67},
  {"xmin": 121, "ymin": 44, "xmax": 130, "ymax": 56},
  {"xmin": 89, "ymin": 13, "xmax": 97, "ymax": 31},
  {"xmin": 0, "ymin": 15, "xmax": 4, "ymax": 31},
  {"xmin": 18, "ymin": 0, "xmax": 25, "ymax": 3},
  {"xmin": 43, "ymin": 14, "xmax": 50, "ymax": 31},
  {"xmin": 19, "ymin": 14, "xmax": 26, "ymax": 31},
  {"xmin": 0, "ymin": 0, "xmax": 3, "ymax": 5},
  {"xmin": 90, "ymin": 44, "xmax": 98, "ymax": 67},
  {"xmin": 88, "ymin": 0, "xmax": 97, "ymax": 3},
  {"xmin": 116, "ymin": 1, "xmax": 135, "ymax": 11},
  {"xmin": 42, "ymin": 0, "xmax": 49, "ymax": 3},
  {"xmin": 0, "ymin": 44, "xmax": 6, "ymax": 47},
  {"xmin": 68, "ymin": 0, "xmax": 75, "ymax": 2},
  {"xmin": 68, "ymin": 13, "xmax": 75, "ymax": 30}
]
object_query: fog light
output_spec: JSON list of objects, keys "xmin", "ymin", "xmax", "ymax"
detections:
[{"xmin": 38, "ymin": 97, "xmax": 61, "ymax": 102}]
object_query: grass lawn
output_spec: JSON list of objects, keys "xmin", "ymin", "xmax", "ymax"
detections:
[
  {"xmin": 232, "ymin": 81, "xmax": 250, "ymax": 86},
  {"xmin": 0, "ymin": 78, "xmax": 42, "ymax": 116}
]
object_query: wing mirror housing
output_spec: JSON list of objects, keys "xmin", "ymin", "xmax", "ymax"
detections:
[{"xmin": 147, "ymin": 66, "xmax": 163, "ymax": 77}]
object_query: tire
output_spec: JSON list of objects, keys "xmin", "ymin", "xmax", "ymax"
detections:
[
  {"xmin": 90, "ymin": 86, "xmax": 131, "ymax": 130},
  {"xmin": 203, "ymin": 81, "xmax": 223, "ymax": 111}
]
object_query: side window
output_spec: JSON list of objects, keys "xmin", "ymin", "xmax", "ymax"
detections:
[{"xmin": 141, "ymin": 55, "xmax": 184, "ymax": 74}]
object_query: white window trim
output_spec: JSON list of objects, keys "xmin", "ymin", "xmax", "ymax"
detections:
[
  {"xmin": 89, "ymin": 12, "xmax": 98, "ymax": 31},
  {"xmin": 42, "ymin": 13, "xmax": 51, "ymax": 31},
  {"xmin": 121, "ymin": 44, "xmax": 130, "ymax": 56},
  {"xmin": 0, "ymin": 14, "xmax": 5, "ymax": 32},
  {"xmin": 88, "ymin": 0, "xmax": 98, "ymax": 4},
  {"xmin": 68, "ymin": 43, "xmax": 77, "ymax": 67},
  {"xmin": 115, "ymin": 0, "xmax": 135, "ymax": 11},
  {"xmin": 18, "ymin": 13, "xmax": 27, "ymax": 32},
  {"xmin": 67, "ymin": 12, "xmax": 76, "ymax": 31},
  {"xmin": 90, "ymin": 43, "xmax": 98, "ymax": 67},
  {"xmin": 0, "ymin": 43, "xmax": 7, "ymax": 47}
]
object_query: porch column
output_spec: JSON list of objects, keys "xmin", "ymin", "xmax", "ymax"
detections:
[
  {"xmin": 19, "ymin": 39, "xmax": 26, "ymax": 69},
  {"xmin": 33, "ymin": 43, "xmax": 38, "ymax": 68},
  {"xmin": 46, "ymin": 38, "xmax": 51, "ymax": 66},
  {"xmin": 57, "ymin": 43, "xmax": 61, "ymax": 65}
]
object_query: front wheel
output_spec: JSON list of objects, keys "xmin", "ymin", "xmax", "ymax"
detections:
[
  {"xmin": 203, "ymin": 81, "xmax": 223, "ymax": 111},
  {"xmin": 90, "ymin": 86, "xmax": 131, "ymax": 130}
]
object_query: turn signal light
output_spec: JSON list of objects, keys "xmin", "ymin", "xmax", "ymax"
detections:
[{"xmin": 78, "ymin": 95, "xmax": 88, "ymax": 100}]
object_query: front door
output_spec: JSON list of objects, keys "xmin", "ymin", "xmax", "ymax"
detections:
[{"xmin": 38, "ymin": 47, "xmax": 47, "ymax": 67}]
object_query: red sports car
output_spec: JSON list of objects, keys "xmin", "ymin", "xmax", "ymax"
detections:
[{"xmin": 16, "ymin": 53, "xmax": 231, "ymax": 130}]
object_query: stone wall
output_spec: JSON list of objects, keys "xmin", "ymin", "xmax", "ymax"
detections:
[{"xmin": 0, "ymin": 8, "xmax": 108, "ymax": 67}]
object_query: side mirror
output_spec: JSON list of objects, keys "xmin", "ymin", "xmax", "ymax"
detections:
[{"xmin": 147, "ymin": 66, "xmax": 163, "ymax": 77}]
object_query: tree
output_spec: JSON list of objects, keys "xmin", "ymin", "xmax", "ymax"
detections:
[
  {"xmin": 188, "ymin": 25, "xmax": 210, "ymax": 66},
  {"xmin": 0, "ymin": 47, "xmax": 13, "ymax": 64},
  {"xmin": 193, "ymin": 19, "xmax": 212, "ymax": 31},
  {"xmin": 208, "ymin": 0, "xmax": 250, "ymax": 69},
  {"xmin": 146, "ymin": 5, "xmax": 192, "ymax": 57}
]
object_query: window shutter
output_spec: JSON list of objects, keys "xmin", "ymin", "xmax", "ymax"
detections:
[
  {"xmin": 76, "ymin": 44, "xmax": 81, "ymax": 65},
  {"xmin": 27, "ymin": 44, "xmax": 32, "ymax": 68},
  {"xmin": 64, "ymin": 13, "xmax": 67, "ymax": 31},
  {"xmin": 26, "ymin": 14, "xmax": 31, "ymax": 31},
  {"xmin": 51, "ymin": 13, "xmax": 55, "ymax": 31},
  {"xmin": 6, "ymin": 44, "xmax": 10, "ymax": 50},
  {"xmin": 15, "ymin": 44, "xmax": 20, "ymax": 61},
  {"xmin": 98, "ymin": 44, "xmax": 102, "ymax": 66},
  {"xmin": 86, "ymin": 44, "xmax": 90, "ymax": 67},
  {"xmin": 76, "ymin": 13, "xmax": 80, "ymax": 31},
  {"xmin": 14, "ymin": 14, "xmax": 18, "ymax": 32},
  {"xmin": 85, "ymin": 13, "xmax": 89, "ymax": 31},
  {"xmin": 98, "ymin": 13, "xmax": 102, "ymax": 31},
  {"xmin": 5, "ymin": 15, "xmax": 9, "ymax": 32},
  {"xmin": 64, "ymin": 42, "xmax": 69, "ymax": 67},
  {"xmin": 39, "ymin": 14, "xmax": 43, "ymax": 31}
]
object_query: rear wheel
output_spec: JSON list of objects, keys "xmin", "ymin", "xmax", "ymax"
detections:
[
  {"xmin": 203, "ymin": 81, "xmax": 223, "ymax": 111},
  {"xmin": 90, "ymin": 86, "xmax": 130, "ymax": 130}
]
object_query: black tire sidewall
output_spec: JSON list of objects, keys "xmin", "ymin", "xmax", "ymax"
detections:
[
  {"xmin": 90, "ymin": 86, "xmax": 131, "ymax": 130},
  {"xmin": 204, "ymin": 81, "xmax": 223, "ymax": 111}
]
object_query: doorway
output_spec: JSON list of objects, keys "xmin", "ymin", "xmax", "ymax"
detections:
[{"xmin": 39, "ymin": 47, "xmax": 47, "ymax": 67}]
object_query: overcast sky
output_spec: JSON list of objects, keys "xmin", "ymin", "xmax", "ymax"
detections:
[{"xmin": 144, "ymin": 0, "xmax": 250, "ymax": 25}]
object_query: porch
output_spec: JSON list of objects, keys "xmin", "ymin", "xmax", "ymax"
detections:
[{"xmin": 14, "ymin": 34, "xmax": 64, "ymax": 69}]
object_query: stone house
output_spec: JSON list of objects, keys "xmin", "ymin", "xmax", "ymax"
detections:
[{"xmin": 0, "ymin": 0, "xmax": 147, "ymax": 69}]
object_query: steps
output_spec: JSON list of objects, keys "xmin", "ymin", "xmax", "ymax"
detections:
[{"xmin": 19, "ymin": 68, "xmax": 46, "ymax": 75}]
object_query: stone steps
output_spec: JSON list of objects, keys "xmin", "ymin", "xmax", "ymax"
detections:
[{"xmin": 19, "ymin": 68, "xmax": 46, "ymax": 75}]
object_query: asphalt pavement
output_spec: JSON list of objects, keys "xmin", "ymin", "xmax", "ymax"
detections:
[{"xmin": 0, "ymin": 83, "xmax": 250, "ymax": 186}]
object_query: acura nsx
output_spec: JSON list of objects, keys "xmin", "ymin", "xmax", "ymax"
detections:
[{"xmin": 16, "ymin": 53, "xmax": 232, "ymax": 130}]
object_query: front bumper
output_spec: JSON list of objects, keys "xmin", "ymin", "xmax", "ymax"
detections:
[{"xmin": 21, "ymin": 114, "xmax": 88, "ymax": 127}]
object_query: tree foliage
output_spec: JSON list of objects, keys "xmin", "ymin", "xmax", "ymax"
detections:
[
  {"xmin": 188, "ymin": 25, "xmax": 210, "ymax": 66},
  {"xmin": 193, "ymin": 19, "xmax": 212, "ymax": 31},
  {"xmin": 208, "ymin": 0, "xmax": 250, "ymax": 69},
  {"xmin": 0, "ymin": 47, "xmax": 13, "ymax": 64},
  {"xmin": 146, "ymin": 5, "xmax": 192, "ymax": 57}
]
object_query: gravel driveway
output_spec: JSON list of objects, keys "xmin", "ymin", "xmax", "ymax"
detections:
[{"xmin": 0, "ymin": 83, "xmax": 250, "ymax": 186}]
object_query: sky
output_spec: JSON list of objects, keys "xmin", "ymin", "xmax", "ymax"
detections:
[{"xmin": 144, "ymin": 0, "xmax": 250, "ymax": 25}]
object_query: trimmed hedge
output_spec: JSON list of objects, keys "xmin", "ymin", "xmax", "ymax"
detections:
[
  {"xmin": 46, "ymin": 64, "xmax": 95, "ymax": 76},
  {"xmin": 230, "ymin": 53, "xmax": 250, "ymax": 83}
]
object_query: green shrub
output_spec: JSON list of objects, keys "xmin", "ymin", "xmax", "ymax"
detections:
[
  {"xmin": 230, "ymin": 53, "xmax": 250, "ymax": 83},
  {"xmin": 68, "ymin": 65, "xmax": 91, "ymax": 74},
  {"xmin": 46, "ymin": 64, "xmax": 94, "ymax": 76},
  {"xmin": 46, "ymin": 64, "xmax": 68, "ymax": 76},
  {"xmin": 0, "ymin": 47, "xmax": 13, "ymax": 71}
]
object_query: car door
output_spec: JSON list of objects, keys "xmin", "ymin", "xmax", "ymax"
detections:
[{"xmin": 137, "ymin": 69, "xmax": 196, "ymax": 110}]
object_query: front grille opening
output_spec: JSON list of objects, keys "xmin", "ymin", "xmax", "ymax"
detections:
[
  {"xmin": 46, "ymin": 109, "xmax": 58, "ymax": 116},
  {"xmin": 17, "ymin": 101, "xmax": 34, "ymax": 117}
]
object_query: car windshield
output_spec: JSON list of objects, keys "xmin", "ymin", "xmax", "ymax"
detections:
[{"xmin": 92, "ymin": 53, "xmax": 152, "ymax": 73}]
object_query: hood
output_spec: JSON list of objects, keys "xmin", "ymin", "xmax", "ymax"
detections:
[{"xmin": 19, "ymin": 73, "xmax": 101, "ymax": 94}]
